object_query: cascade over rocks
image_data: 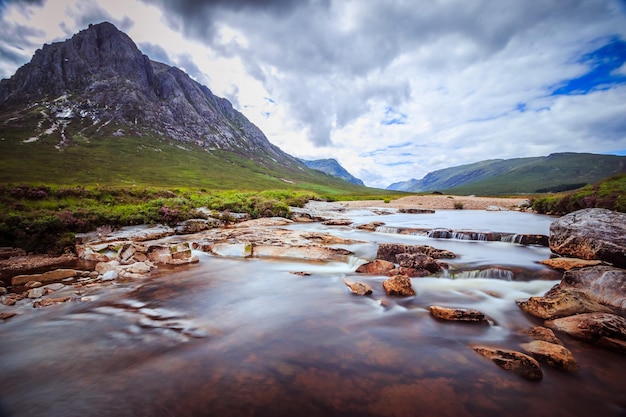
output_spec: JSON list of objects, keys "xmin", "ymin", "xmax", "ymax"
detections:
[{"xmin": 549, "ymin": 208, "xmax": 626, "ymax": 268}]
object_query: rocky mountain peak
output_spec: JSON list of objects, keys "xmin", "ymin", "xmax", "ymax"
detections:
[{"xmin": 0, "ymin": 22, "xmax": 300, "ymax": 166}]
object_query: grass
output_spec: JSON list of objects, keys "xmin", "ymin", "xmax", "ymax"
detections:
[{"xmin": 531, "ymin": 173, "xmax": 626, "ymax": 215}]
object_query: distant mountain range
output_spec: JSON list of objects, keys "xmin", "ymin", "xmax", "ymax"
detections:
[
  {"xmin": 0, "ymin": 22, "xmax": 369, "ymax": 192},
  {"xmin": 387, "ymin": 153, "xmax": 626, "ymax": 195},
  {"xmin": 300, "ymin": 159, "xmax": 365, "ymax": 186}
]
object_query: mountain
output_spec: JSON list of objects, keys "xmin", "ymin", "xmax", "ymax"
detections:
[
  {"xmin": 387, "ymin": 153, "xmax": 626, "ymax": 195},
  {"xmin": 0, "ymin": 22, "xmax": 370, "ymax": 192},
  {"xmin": 300, "ymin": 159, "xmax": 365, "ymax": 186}
]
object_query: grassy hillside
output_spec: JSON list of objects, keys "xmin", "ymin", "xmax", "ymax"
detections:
[{"xmin": 531, "ymin": 173, "xmax": 626, "ymax": 214}]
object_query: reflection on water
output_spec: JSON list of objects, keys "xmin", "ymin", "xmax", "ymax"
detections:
[{"xmin": 1, "ymin": 210, "xmax": 625, "ymax": 417}]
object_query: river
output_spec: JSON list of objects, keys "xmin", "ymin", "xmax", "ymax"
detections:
[{"xmin": 1, "ymin": 208, "xmax": 625, "ymax": 417}]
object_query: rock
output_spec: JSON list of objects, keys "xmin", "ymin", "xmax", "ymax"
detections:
[
  {"xmin": 356, "ymin": 221, "xmax": 385, "ymax": 231},
  {"xmin": 540, "ymin": 257, "xmax": 603, "ymax": 270},
  {"xmin": 394, "ymin": 267, "xmax": 432, "ymax": 278},
  {"xmin": 33, "ymin": 296, "xmax": 72, "ymax": 308},
  {"xmin": 472, "ymin": 345, "xmax": 543, "ymax": 381},
  {"xmin": 398, "ymin": 208, "xmax": 435, "ymax": 214},
  {"xmin": 376, "ymin": 243, "xmax": 456, "ymax": 262},
  {"xmin": 233, "ymin": 217, "xmax": 293, "ymax": 228},
  {"xmin": 290, "ymin": 271, "xmax": 311, "ymax": 276},
  {"xmin": 545, "ymin": 312, "xmax": 626, "ymax": 353},
  {"xmin": 528, "ymin": 326, "xmax": 563, "ymax": 345},
  {"xmin": 429, "ymin": 306, "xmax": 488, "ymax": 323},
  {"xmin": 549, "ymin": 208, "xmax": 626, "ymax": 268},
  {"xmin": 0, "ymin": 312, "xmax": 17, "ymax": 320},
  {"xmin": 520, "ymin": 340, "xmax": 579, "ymax": 371},
  {"xmin": 516, "ymin": 286, "xmax": 611, "ymax": 319},
  {"xmin": 559, "ymin": 265, "xmax": 626, "ymax": 310},
  {"xmin": 125, "ymin": 261, "xmax": 152, "ymax": 274},
  {"xmin": 0, "ymin": 287, "xmax": 7, "ymax": 295},
  {"xmin": 204, "ymin": 243, "xmax": 253, "ymax": 258},
  {"xmin": 343, "ymin": 278, "xmax": 373, "ymax": 295},
  {"xmin": 43, "ymin": 283, "xmax": 65, "ymax": 291},
  {"xmin": 382, "ymin": 275, "xmax": 415, "ymax": 296},
  {"xmin": 95, "ymin": 261, "xmax": 120, "ymax": 275},
  {"xmin": 321, "ymin": 219, "xmax": 353, "ymax": 226},
  {"xmin": 118, "ymin": 243, "xmax": 137, "ymax": 263},
  {"xmin": 12, "ymin": 269, "xmax": 78, "ymax": 286},
  {"xmin": 395, "ymin": 253, "xmax": 441, "ymax": 273},
  {"xmin": 24, "ymin": 281, "xmax": 42, "ymax": 289},
  {"xmin": 27, "ymin": 287, "xmax": 45, "ymax": 299},
  {"xmin": 252, "ymin": 245, "xmax": 353, "ymax": 262},
  {"xmin": 175, "ymin": 218, "xmax": 219, "ymax": 234},
  {"xmin": 355, "ymin": 259, "xmax": 395, "ymax": 275}
]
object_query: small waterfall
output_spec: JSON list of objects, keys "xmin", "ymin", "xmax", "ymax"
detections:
[
  {"xmin": 500, "ymin": 234, "xmax": 524, "ymax": 244},
  {"xmin": 375, "ymin": 226, "xmax": 400, "ymax": 234},
  {"xmin": 451, "ymin": 267, "xmax": 514, "ymax": 281}
]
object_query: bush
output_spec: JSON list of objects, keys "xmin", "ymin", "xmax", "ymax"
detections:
[{"xmin": 454, "ymin": 202, "xmax": 464, "ymax": 210}]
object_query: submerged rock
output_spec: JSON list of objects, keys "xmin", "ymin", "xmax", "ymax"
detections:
[
  {"xmin": 472, "ymin": 345, "xmax": 543, "ymax": 381},
  {"xmin": 549, "ymin": 208, "xmax": 626, "ymax": 268},
  {"xmin": 527, "ymin": 326, "xmax": 564, "ymax": 346},
  {"xmin": 382, "ymin": 275, "xmax": 415, "ymax": 296}
]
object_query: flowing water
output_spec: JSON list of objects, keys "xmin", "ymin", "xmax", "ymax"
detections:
[{"xmin": 1, "ymin": 209, "xmax": 625, "ymax": 417}]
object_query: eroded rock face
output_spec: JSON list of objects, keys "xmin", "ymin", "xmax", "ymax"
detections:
[
  {"xmin": 382, "ymin": 275, "xmax": 415, "ymax": 296},
  {"xmin": 516, "ymin": 286, "xmax": 611, "ymax": 319},
  {"xmin": 472, "ymin": 345, "xmax": 543, "ymax": 381},
  {"xmin": 549, "ymin": 208, "xmax": 626, "ymax": 268},
  {"xmin": 545, "ymin": 312, "xmax": 626, "ymax": 353},
  {"xmin": 560, "ymin": 266, "xmax": 626, "ymax": 310}
]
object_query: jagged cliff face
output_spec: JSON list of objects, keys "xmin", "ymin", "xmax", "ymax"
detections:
[{"xmin": 0, "ymin": 22, "xmax": 299, "ymax": 166}]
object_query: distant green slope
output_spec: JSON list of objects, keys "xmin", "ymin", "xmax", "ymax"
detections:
[{"xmin": 388, "ymin": 152, "xmax": 626, "ymax": 195}]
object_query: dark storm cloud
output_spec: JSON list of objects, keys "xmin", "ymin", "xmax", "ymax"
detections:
[{"xmin": 0, "ymin": 20, "xmax": 45, "ymax": 78}]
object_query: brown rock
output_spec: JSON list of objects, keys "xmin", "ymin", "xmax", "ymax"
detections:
[
  {"xmin": 396, "ymin": 267, "xmax": 431, "ymax": 277},
  {"xmin": 382, "ymin": 275, "xmax": 415, "ymax": 296},
  {"xmin": 33, "ymin": 296, "xmax": 72, "ymax": 308},
  {"xmin": 549, "ymin": 208, "xmax": 626, "ymax": 268},
  {"xmin": 322, "ymin": 219, "xmax": 353, "ymax": 226},
  {"xmin": 540, "ymin": 257, "xmax": 602, "ymax": 270},
  {"xmin": 472, "ymin": 345, "xmax": 543, "ymax": 381},
  {"xmin": 429, "ymin": 305, "xmax": 488, "ymax": 323},
  {"xmin": 343, "ymin": 278, "xmax": 373, "ymax": 295},
  {"xmin": 395, "ymin": 253, "xmax": 441, "ymax": 273},
  {"xmin": 376, "ymin": 243, "xmax": 456, "ymax": 262},
  {"xmin": 0, "ymin": 312, "xmax": 17, "ymax": 320},
  {"xmin": 520, "ymin": 340, "xmax": 579, "ymax": 371},
  {"xmin": 356, "ymin": 221, "xmax": 385, "ymax": 231},
  {"xmin": 355, "ymin": 259, "xmax": 395, "ymax": 275},
  {"xmin": 528, "ymin": 326, "xmax": 564, "ymax": 345},
  {"xmin": 545, "ymin": 312, "xmax": 626, "ymax": 353},
  {"xmin": 516, "ymin": 287, "xmax": 611, "ymax": 319},
  {"xmin": 12, "ymin": 269, "xmax": 78, "ymax": 286},
  {"xmin": 398, "ymin": 208, "xmax": 435, "ymax": 214}
]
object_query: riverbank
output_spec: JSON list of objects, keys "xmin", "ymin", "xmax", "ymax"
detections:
[{"xmin": 340, "ymin": 195, "xmax": 530, "ymax": 210}]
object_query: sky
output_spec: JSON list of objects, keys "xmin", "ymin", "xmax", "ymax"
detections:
[{"xmin": 1, "ymin": 0, "xmax": 626, "ymax": 188}]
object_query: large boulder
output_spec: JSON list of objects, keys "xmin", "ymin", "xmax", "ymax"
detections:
[
  {"xmin": 559, "ymin": 266, "xmax": 626, "ymax": 310},
  {"xmin": 545, "ymin": 312, "xmax": 626, "ymax": 354},
  {"xmin": 549, "ymin": 209, "xmax": 626, "ymax": 268},
  {"xmin": 516, "ymin": 286, "xmax": 611, "ymax": 319}
]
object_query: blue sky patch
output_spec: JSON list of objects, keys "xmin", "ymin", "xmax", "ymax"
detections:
[
  {"xmin": 552, "ymin": 37, "xmax": 626, "ymax": 95},
  {"xmin": 381, "ymin": 106, "xmax": 407, "ymax": 125}
]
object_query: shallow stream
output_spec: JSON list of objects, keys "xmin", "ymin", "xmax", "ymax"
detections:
[{"xmin": 1, "ymin": 209, "xmax": 625, "ymax": 417}]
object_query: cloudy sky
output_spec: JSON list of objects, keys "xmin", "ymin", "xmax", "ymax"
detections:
[{"xmin": 1, "ymin": 0, "xmax": 626, "ymax": 188}]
